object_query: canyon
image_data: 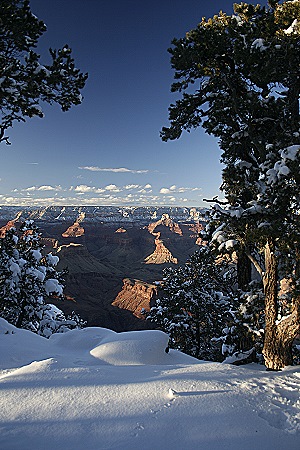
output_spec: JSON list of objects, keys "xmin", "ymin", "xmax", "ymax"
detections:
[{"xmin": 0, "ymin": 206, "xmax": 207, "ymax": 331}]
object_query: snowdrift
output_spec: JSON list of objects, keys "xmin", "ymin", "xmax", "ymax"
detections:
[{"xmin": 0, "ymin": 318, "xmax": 299, "ymax": 450}]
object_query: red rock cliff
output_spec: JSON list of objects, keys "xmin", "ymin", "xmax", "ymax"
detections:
[
  {"xmin": 144, "ymin": 232, "xmax": 178, "ymax": 264},
  {"xmin": 112, "ymin": 278, "xmax": 158, "ymax": 318}
]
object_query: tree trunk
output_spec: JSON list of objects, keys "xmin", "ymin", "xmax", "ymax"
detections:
[
  {"xmin": 262, "ymin": 240, "xmax": 300, "ymax": 370},
  {"xmin": 237, "ymin": 246, "xmax": 252, "ymax": 290},
  {"xmin": 262, "ymin": 239, "xmax": 280, "ymax": 369}
]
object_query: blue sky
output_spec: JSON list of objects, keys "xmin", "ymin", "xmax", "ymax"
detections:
[{"xmin": 0, "ymin": 0, "xmax": 268, "ymax": 207}]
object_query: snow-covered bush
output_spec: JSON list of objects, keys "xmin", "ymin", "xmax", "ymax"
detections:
[
  {"xmin": 220, "ymin": 282, "xmax": 265, "ymax": 364},
  {"xmin": 147, "ymin": 247, "xmax": 236, "ymax": 361},
  {"xmin": 0, "ymin": 221, "xmax": 85, "ymax": 337}
]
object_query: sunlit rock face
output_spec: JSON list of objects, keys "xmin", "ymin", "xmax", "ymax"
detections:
[
  {"xmin": 144, "ymin": 232, "xmax": 178, "ymax": 265},
  {"xmin": 112, "ymin": 278, "xmax": 158, "ymax": 319},
  {"xmin": 62, "ymin": 212, "xmax": 85, "ymax": 237}
]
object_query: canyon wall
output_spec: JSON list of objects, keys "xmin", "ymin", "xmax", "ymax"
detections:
[{"xmin": 112, "ymin": 278, "xmax": 158, "ymax": 319}]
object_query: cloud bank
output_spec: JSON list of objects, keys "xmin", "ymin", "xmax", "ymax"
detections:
[{"xmin": 79, "ymin": 166, "xmax": 149, "ymax": 174}]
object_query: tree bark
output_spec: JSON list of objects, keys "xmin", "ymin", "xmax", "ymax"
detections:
[
  {"xmin": 262, "ymin": 239, "xmax": 280, "ymax": 369},
  {"xmin": 262, "ymin": 240, "xmax": 300, "ymax": 370}
]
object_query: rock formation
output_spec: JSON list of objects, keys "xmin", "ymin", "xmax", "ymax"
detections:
[
  {"xmin": 0, "ymin": 211, "xmax": 23, "ymax": 237},
  {"xmin": 62, "ymin": 222, "xmax": 84, "ymax": 238},
  {"xmin": 144, "ymin": 214, "xmax": 181, "ymax": 265},
  {"xmin": 147, "ymin": 213, "xmax": 183, "ymax": 236},
  {"xmin": 189, "ymin": 222, "xmax": 206, "ymax": 245},
  {"xmin": 144, "ymin": 232, "xmax": 178, "ymax": 265},
  {"xmin": 0, "ymin": 220, "xmax": 16, "ymax": 238},
  {"xmin": 62, "ymin": 212, "xmax": 85, "ymax": 238},
  {"xmin": 112, "ymin": 278, "xmax": 158, "ymax": 318},
  {"xmin": 115, "ymin": 227, "xmax": 127, "ymax": 233}
]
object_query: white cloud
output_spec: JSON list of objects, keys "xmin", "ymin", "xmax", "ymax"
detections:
[
  {"xmin": 79, "ymin": 166, "xmax": 149, "ymax": 174},
  {"xmin": 160, "ymin": 188, "xmax": 171, "ymax": 194},
  {"xmin": 24, "ymin": 186, "xmax": 36, "ymax": 192},
  {"xmin": 105, "ymin": 184, "xmax": 122, "ymax": 192},
  {"xmin": 73, "ymin": 185, "xmax": 105, "ymax": 194},
  {"xmin": 2, "ymin": 180, "xmax": 202, "ymax": 207},
  {"xmin": 124, "ymin": 184, "xmax": 140, "ymax": 190},
  {"xmin": 160, "ymin": 185, "xmax": 201, "ymax": 194},
  {"xmin": 138, "ymin": 188, "xmax": 153, "ymax": 194},
  {"xmin": 38, "ymin": 185, "xmax": 61, "ymax": 191},
  {"xmin": 74, "ymin": 185, "xmax": 93, "ymax": 193},
  {"xmin": 0, "ymin": 191, "xmax": 200, "ymax": 207},
  {"xmin": 2, "ymin": 197, "xmax": 15, "ymax": 203},
  {"xmin": 21, "ymin": 185, "xmax": 62, "ymax": 192}
]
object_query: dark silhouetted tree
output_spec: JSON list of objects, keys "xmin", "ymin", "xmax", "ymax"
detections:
[
  {"xmin": 0, "ymin": 0, "xmax": 87, "ymax": 144},
  {"xmin": 161, "ymin": 1, "xmax": 300, "ymax": 369}
]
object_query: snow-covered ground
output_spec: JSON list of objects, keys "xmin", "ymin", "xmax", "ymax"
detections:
[{"xmin": 0, "ymin": 318, "xmax": 299, "ymax": 450}]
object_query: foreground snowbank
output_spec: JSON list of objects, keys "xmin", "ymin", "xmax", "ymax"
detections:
[{"xmin": 0, "ymin": 319, "xmax": 299, "ymax": 450}]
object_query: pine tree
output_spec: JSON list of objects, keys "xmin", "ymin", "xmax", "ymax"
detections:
[
  {"xmin": 0, "ymin": 221, "xmax": 85, "ymax": 337},
  {"xmin": 147, "ymin": 247, "xmax": 235, "ymax": 361},
  {"xmin": 0, "ymin": 0, "xmax": 87, "ymax": 144},
  {"xmin": 161, "ymin": 1, "xmax": 300, "ymax": 369}
]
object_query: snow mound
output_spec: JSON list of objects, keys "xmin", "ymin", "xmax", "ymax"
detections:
[
  {"xmin": 0, "ymin": 319, "xmax": 52, "ymax": 370},
  {"xmin": 90, "ymin": 329, "xmax": 171, "ymax": 365},
  {"xmin": 49, "ymin": 326, "xmax": 115, "ymax": 351},
  {"xmin": 0, "ymin": 317, "xmax": 16, "ymax": 334}
]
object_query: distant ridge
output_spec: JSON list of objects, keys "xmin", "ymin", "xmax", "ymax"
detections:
[{"xmin": 0, "ymin": 205, "xmax": 207, "ymax": 224}]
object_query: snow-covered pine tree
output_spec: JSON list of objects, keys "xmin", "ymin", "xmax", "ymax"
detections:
[
  {"xmin": 147, "ymin": 247, "xmax": 236, "ymax": 361},
  {"xmin": 161, "ymin": 1, "xmax": 300, "ymax": 369},
  {"xmin": 0, "ymin": 221, "xmax": 85, "ymax": 337},
  {"xmin": 0, "ymin": 0, "xmax": 87, "ymax": 144}
]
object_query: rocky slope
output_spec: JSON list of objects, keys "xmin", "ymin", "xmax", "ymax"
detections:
[
  {"xmin": 61, "ymin": 212, "xmax": 85, "ymax": 237},
  {"xmin": 112, "ymin": 278, "xmax": 158, "ymax": 319},
  {"xmin": 0, "ymin": 211, "xmax": 23, "ymax": 237},
  {"xmin": 147, "ymin": 213, "xmax": 183, "ymax": 235}
]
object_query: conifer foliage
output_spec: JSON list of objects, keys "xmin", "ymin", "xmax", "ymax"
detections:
[
  {"xmin": 147, "ymin": 247, "xmax": 235, "ymax": 361},
  {"xmin": 0, "ymin": 0, "xmax": 88, "ymax": 144},
  {"xmin": 161, "ymin": 1, "xmax": 300, "ymax": 369},
  {"xmin": 0, "ymin": 221, "xmax": 85, "ymax": 337}
]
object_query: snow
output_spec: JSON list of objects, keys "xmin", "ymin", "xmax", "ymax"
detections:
[
  {"xmin": 225, "ymin": 239, "xmax": 238, "ymax": 250},
  {"xmin": 30, "ymin": 249, "xmax": 42, "ymax": 262},
  {"xmin": 284, "ymin": 18, "xmax": 298, "ymax": 35},
  {"xmin": 9, "ymin": 261, "xmax": 20, "ymax": 276},
  {"xmin": 280, "ymin": 145, "xmax": 300, "ymax": 161},
  {"xmin": 0, "ymin": 319, "xmax": 299, "ymax": 450},
  {"xmin": 251, "ymin": 38, "xmax": 268, "ymax": 51},
  {"xmin": 44, "ymin": 278, "xmax": 63, "ymax": 296},
  {"xmin": 46, "ymin": 253, "xmax": 59, "ymax": 266},
  {"xmin": 265, "ymin": 145, "xmax": 300, "ymax": 185}
]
